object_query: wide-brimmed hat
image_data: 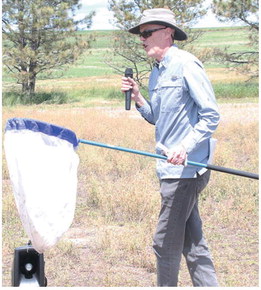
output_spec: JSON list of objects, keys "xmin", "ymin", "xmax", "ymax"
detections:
[{"xmin": 128, "ymin": 8, "xmax": 187, "ymax": 41}]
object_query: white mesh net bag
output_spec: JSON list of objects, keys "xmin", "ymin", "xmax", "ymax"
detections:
[{"xmin": 4, "ymin": 118, "xmax": 79, "ymax": 253}]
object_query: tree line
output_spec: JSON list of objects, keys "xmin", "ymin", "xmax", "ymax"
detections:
[{"xmin": 2, "ymin": 0, "xmax": 259, "ymax": 97}]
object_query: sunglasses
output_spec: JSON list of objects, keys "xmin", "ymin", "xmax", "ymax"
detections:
[{"xmin": 139, "ymin": 27, "xmax": 167, "ymax": 39}]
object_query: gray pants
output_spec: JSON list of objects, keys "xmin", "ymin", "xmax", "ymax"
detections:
[{"xmin": 153, "ymin": 171, "xmax": 218, "ymax": 287}]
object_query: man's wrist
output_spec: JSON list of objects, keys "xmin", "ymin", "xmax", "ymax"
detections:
[
  {"xmin": 135, "ymin": 101, "xmax": 143, "ymax": 108},
  {"xmin": 133, "ymin": 93, "xmax": 145, "ymax": 108},
  {"xmin": 134, "ymin": 98, "xmax": 144, "ymax": 108}
]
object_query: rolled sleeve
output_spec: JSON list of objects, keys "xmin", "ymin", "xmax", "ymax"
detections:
[
  {"xmin": 182, "ymin": 61, "xmax": 220, "ymax": 153},
  {"xmin": 136, "ymin": 100, "xmax": 155, "ymax": 125}
]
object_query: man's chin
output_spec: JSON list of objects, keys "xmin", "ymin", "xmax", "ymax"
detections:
[{"xmin": 147, "ymin": 50, "xmax": 155, "ymax": 59}]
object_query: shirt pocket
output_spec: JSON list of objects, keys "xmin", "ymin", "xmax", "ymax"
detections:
[{"xmin": 160, "ymin": 77, "xmax": 183, "ymax": 113}]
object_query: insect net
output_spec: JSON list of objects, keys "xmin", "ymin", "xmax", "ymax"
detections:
[{"xmin": 4, "ymin": 118, "xmax": 79, "ymax": 254}]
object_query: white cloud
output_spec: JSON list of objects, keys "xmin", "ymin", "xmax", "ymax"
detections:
[
  {"xmin": 78, "ymin": 0, "xmax": 116, "ymax": 30},
  {"xmin": 193, "ymin": 11, "xmax": 231, "ymax": 28},
  {"xmin": 192, "ymin": 0, "xmax": 247, "ymax": 28},
  {"xmin": 91, "ymin": 7, "xmax": 116, "ymax": 30},
  {"xmin": 80, "ymin": 0, "xmax": 108, "ymax": 9}
]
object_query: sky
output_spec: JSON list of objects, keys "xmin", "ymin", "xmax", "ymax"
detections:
[{"xmin": 77, "ymin": 0, "xmax": 243, "ymax": 30}]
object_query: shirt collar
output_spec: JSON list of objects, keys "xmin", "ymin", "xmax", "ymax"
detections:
[{"xmin": 158, "ymin": 45, "xmax": 178, "ymax": 69}]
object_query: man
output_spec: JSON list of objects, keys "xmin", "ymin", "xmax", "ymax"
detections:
[{"xmin": 121, "ymin": 8, "xmax": 220, "ymax": 287}]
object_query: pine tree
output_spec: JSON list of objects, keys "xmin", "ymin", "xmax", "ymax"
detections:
[
  {"xmin": 212, "ymin": 0, "xmax": 259, "ymax": 79},
  {"xmin": 2, "ymin": 0, "xmax": 95, "ymax": 97}
]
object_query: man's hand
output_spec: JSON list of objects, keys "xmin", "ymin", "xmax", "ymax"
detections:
[
  {"xmin": 157, "ymin": 142, "xmax": 187, "ymax": 166},
  {"xmin": 121, "ymin": 77, "xmax": 145, "ymax": 107},
  {"xmin": 166, "ymin": 144, "xmax": 187, "ymax": 165}
]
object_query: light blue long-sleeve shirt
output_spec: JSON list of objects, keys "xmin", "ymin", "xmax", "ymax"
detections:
[{"xmin": 137, "ymin": 45, "xmax": 220, "ymax": 179}]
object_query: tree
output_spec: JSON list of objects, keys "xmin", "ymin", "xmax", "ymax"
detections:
[
  {"xmin": 2, "ymin": 0, "xmax": 95, "ymax": 97},
  {"xmin": 107, "ymin": 0, "xmax": 207, "ymax": 86},
  {"xmin": 212, "ymin": 0, "xmax": 259, "ymax": 79},
  {"xmin": 109, "ymin": 0, "xmax": 207, "ymax": 30}
]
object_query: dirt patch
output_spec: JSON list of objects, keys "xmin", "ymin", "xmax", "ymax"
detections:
[{"xmin": 218, "ymin": 103, "xmax": 258, "ymax": 124}]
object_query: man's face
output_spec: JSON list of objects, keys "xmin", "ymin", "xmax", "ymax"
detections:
[{"xmin": 139, "ymin": 24, "xmax": 172, "ymax": 61}]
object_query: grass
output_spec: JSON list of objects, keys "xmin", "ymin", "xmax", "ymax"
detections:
[
  {"xmin": 193, "ymin": 26, "xmax": 251, "ymax": 52},
  {"xmin": 2, "ymin": 26, "xmax": 258, "ymax": 105},
  {"xmin": 3, "ymin": 75, "xmax": 258, "ymax": 107},
  {"xmin": 2, "ymin": 91, "xmax": 71, "ymax": 106},
  {"xmin": 2, "ymin": 26, "xmax": 253, "ymax": 83},
  {"xmin": 213, "ymin": 82, "xmax": 259, "ymax": 100},
  {"xmin": 2, "ymin": 103, "xmax": 258, "ymax": 287}
]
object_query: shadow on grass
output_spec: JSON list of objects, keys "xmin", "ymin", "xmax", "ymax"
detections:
[{"xmin": 3, "ymin": 91, "xmax": 73, "ymax": 106}]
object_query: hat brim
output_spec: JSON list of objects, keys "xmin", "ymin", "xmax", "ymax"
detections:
[{"xmin": 128, "ymin": 21, "xmax": 187, "ymax": 41}]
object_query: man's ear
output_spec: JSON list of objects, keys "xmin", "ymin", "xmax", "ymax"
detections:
[{"xmin": 166, "ymin": 27, "xmax": 175, "ymax": 41}]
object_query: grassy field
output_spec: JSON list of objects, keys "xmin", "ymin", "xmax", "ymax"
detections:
[
  {"xmin": 2, "ymin": 26, "xmax": 259, "ymax": 287},
  {"xmin": 2, "ymin": 26, "xmax": 258, "ymax": 106}
]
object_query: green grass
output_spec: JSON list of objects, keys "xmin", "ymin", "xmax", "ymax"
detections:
[
  {"xmin": 213, "ymin": 82, "xmax": 259, "ymax": 100},
  {"xmin": 36, "ymin": 49, "xmax": 116, "ymax": 80},
  {"xmin": 85, "ymin": 30, "xmax": 116, "ymax": 49},
  {"xmin": 3, "ymin": 26, "xmax": 253, "ymax": 82},
  {"xmin": 2, "ymin": 87, "xmax": 124, "ymax": 107},
  {"xmin": 2, "ymin": 91, "xmax": 72, "ymax": 106},
  {"xmin": 2, "ymin": 26, "xmax": 258, "ymax": 106},
  {"xmin": 192, "ymin": 26, "xmax": 251, "ymax": 52},
  {"xmin": 83, "ymin": 27, "xmax": 252, "ymax": 52},
  {"xmin": 3, "ymin": 80, "xmax": 257, "ymax": 106}
]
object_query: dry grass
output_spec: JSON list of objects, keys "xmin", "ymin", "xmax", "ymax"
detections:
[
  {"xmin": 36, "ymin": 75, "xmax": 122, "ymax": 91},
  {"xmin": 206, "ymin": 68, "xmax": 249, "ymax": 84},
  {"xmin": 37, "ymin": 69, "xmax": 250, "ymax": 91},
  {"xmin": 2, "ymin": 99, "xmax": 258, "ymax": 287}
]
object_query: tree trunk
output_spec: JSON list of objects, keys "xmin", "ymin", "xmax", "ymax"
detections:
[
  {"xmin": 22, "ymin": 63, "xmax": 36, "ymax": 97},
  {"xmin": 29, "ymin": 74, "xmax": 36, "ymax": 95},
  {"xmin": 22, "ymin": 75, "xmax": 36, "ymax": 97}
]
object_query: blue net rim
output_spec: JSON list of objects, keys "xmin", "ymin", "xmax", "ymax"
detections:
[{"xmin": 5, "ymin": 118, "xmax": 79, "ymax": 148}]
